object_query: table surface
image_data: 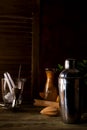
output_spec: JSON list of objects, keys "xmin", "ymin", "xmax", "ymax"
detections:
[{"xmin": 0, "ymin": 104, "xmax": 87, "ymax": 130}]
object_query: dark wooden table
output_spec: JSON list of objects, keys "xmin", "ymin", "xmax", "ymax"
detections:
[{"xmin": 0, "ymin": 104, "xmax": 87, "ymax": 130}]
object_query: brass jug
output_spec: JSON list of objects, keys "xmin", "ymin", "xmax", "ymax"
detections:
[{"xmin": 44, "ymin": 68, "xmax": 58, "ymax": 101}]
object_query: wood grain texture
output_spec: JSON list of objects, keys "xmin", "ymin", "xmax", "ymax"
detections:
[{"xmin": 0, "ymin": 0, "xmax": 37, "ymax": 102}]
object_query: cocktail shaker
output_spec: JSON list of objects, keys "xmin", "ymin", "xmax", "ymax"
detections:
[{"xmin": 58, "ymin": 59, "xmax": 81, "ymax": 123}]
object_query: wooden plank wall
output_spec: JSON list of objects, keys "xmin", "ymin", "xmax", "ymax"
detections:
[{"xmin": 0, "ymin": 0, "xmax": 33, "ymax": 103}]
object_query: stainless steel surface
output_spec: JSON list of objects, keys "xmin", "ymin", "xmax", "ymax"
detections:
[{"xmin": 58, "ymin": 59, "xmax": 81, "ymax": 123}]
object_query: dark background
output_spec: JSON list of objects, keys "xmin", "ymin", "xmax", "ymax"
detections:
[
  {"xmin": 0, "ymin": 0, "xmax": 87, "ymax": 102},
  {"xmin": 39, "ymin": 0, "xmax": 87, "ymax": 91}
]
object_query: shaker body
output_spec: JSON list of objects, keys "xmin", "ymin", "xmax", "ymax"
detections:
[{"xmin": 58, "ymin": 59, "xmax": 81, "ymax": 123}]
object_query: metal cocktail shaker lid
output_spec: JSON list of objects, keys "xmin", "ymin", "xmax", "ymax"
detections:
[
  {"xmin": 65, "ymin": 59, "xmax": 76, "ymax": 69},
  {"xmin": 59, "ymin": 59, "xmax": 80, "ymax": 78}
]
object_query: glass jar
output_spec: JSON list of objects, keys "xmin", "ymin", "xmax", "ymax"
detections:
[
  {"xmin": 58, "ymin": 59, "xmax": 81, "ymax": 123},
  {"xmin": 1, "ymin": 78, "xmax": 26, "ymax": 109}
]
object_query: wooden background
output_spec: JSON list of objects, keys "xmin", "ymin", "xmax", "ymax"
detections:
[
  {"xmin": 0, "ymin": 0, "xmax": 87, "ymax": 103},
  {"xmin": 0, "ymin": 0, "xmax": 34, "ymax": 103}
]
